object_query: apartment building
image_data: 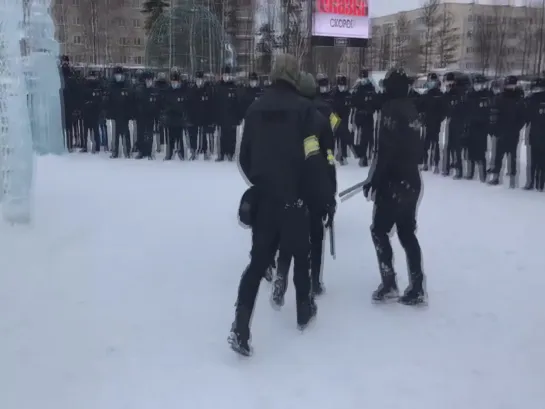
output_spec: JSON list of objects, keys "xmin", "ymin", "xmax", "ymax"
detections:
[
  {"xmin": 368, "ymin": 1, "xmax": 542, "ymax": 75},
  {"xmin": 51, "ymin": 0, "xmax": 148, "ymax": 67},
  {"xmin": 51, "ymin": 0, "xmax": 256, "ymax": 72}
]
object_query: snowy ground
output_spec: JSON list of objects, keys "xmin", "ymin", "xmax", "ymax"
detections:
[{"xmin": 1, "ymin": 154, "xmax": 544, "ymax": 409}]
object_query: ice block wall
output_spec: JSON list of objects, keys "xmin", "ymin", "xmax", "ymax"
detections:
[
  {"xmin": 27, "ymin": 0, "xmax": 65, "ymax": 155},
  {"xmin": 0, "ymin": 0, "xmax": 35, "ymax": 223}
]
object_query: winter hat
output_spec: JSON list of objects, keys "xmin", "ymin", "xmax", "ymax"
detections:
[
  {"xmin": 270, "ymin": 53, "xmax": 300, "ymax": 89},
  {"xmin": 298, "ymin": 72, "xmax": 316, "ymax": 98}
]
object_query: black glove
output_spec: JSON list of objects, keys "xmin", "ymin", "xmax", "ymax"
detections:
[
  {"xmin": 362, "ymin": 181, "xmax": 375, "ymax": 200},
  {"xmin": 323, "ymin": 199, "xmax": 336, "ymax": 228}
]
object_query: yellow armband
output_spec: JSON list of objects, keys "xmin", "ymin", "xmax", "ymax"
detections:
[
  {"xmin": 329, "ymin": 113, "xmax": 340, "ymax": 131},
  {"xmin": 326, "ymin": 149, "xmax": 335, "ymax": 165},
  {"xmin": 303, "ymin": 135, "xmax": 320, "ymax": 159}
]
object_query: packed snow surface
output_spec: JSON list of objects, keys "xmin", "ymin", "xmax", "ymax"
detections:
[{"xmin": 1, "ymin": 154, "xmax": 544, "ymax": 409}]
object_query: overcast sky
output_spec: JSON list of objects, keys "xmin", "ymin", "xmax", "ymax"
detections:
[{"xmin": 371, "ymin": 0, "xmax": 525, "ymax": 17}]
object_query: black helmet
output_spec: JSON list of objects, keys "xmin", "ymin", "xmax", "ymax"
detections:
[
  {"xmin": 383, "ymin": 67, "xmax": 410, "ymax": 97},
  {"xmin": 359, "ymin": 69, "xmax": 369, "ymax": 78}
]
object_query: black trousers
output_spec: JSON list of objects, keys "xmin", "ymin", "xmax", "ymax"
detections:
[
  {"xmin": 237, "ymin": 199, "xmax": 311, "ymax": 316},
  {"xmin": 423, "ymin": 124, "xmax": 441, "ymax": 167},
  {"xmin": 83, "ymin": 116, "xmax": 100, "ymax": 152},
  {"xmin": 527, "ymin": 145, "xmax": 545, "ymax": 189},
  {"xmin": 335, "ymin": 120, "xmax": 350, "ymax": 159},
  {"xmin": 167, "ymin": 126, "xmax": 184, "ymax": 158},
  {"xmin": 371, "ymin": 183, "xmax": 423, "ymax": 284},
  {"xmin": 139, "ymin": 119, "xmax": 155, "ymax": 157},
  {"xmin": 355, "ymin": 116, "xmax": 374, "ymax": 159},
  {"xmin": 466, "ymin": 128, "xmax": 487, "ymax": 179},
  {"xmin": 220, "ymin": 125, "xmax": 237, "ymax": 157},
  {"xmin": 277, "ymin": 209, "xmax": 324, "ymax": 285},
  {"xmin": 112, "ymin": 119, "xmax": 131, "ymax": 157},
  {"xmin": 492, "ymin": 137, "xmax": 517, "ymax": 176}
]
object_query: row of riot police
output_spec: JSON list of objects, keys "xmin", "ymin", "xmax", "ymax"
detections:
[
  {"xmin": 60, "ymin": 58, "xmax": 268, "ymax": 161},
  {"xmin": 417, "ymin": 72, "xmax": 544, "ymax": 191},
  {"xmin": 318, "ymin": 69, "xmax": 544, "ymax": 191}
]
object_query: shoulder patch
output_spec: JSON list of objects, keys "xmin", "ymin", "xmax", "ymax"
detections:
[
  {"xmin": 304, "ymin": 135, "xmax": 320, "ymax": 159},
  {"xmin": 329, "ymin": 113, "xmax": 340, "ymax": 131}
]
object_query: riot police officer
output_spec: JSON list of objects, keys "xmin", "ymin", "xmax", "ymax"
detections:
[
  {"xmin": 163, "ymin": 71, "xmax": 188, "ymax": 160},
  {"xmin": 489, "ymin": 75, "xmax": 525, "ymax": 187},
  {"xmin": 421, "ymin": 73, "xmax": 445, "ymax": 173},
  {"xmin": 362, "ymin": 67, "xmax": 426, "ymax": 306},
  {"xmin": 186, "ymin": 71, "xmax": 215, "ymax": 160},
  {"xmin": 351, "ymin": 69, "xmax": 378, "ymax": 166},
  {"xmin": 240, "ymin": 72, "xmax": 263, "ymax": 118},
  {"xmin": 523, "ymin": 78, "xmax": 545, "ymax": 191},
  {"xmin": 443, "ymin": 73, "xmax": 467, "ymax": 178},
  {"xmin": 465, "ymin": 76, "xmax": 492, "ymax": 181},
  {"xmin": 216, "ymin": 66, "xmax": 241, "ymax": 161},
  {"xmin": 272, "ymin": 72, "xmax": 337, "ymax": 307},
  {"xmin": 81, "ymin": 70, "xmax": 104, "ymax": 153},
  {"xmin": 107, "ymin": 66, "xmax": 133, "ymax": 158},
  {"xmin": 134, "ymin": 71, "xmax": 160, "ymax": 159},
  {"xmin": 230, "ymin": 55, "xmax": 334, "ymax": 356}
]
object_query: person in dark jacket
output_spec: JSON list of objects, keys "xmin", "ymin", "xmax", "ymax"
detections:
[
  {"xmin": 421, "ymin": 73, "xmax": 445, "ymax": 173},
  {"xmin": 107, "ymin": 66, "xmax": 133, "ymax": 158},
  {"xmin": 489, "ymin": 75, "xmax": 525, "ymax": 187},
  {"xmin": 272, "ymin": 72, "xmax": 337, "ymax": 306},
  {"xmin": 134, "ymin": 71, "xmax": 160, "ymax": 159},
  {"xmin": 362, "ymin": 67, "xmax": 426, "ymax": 306},
  {"xmin": 229, "ymin": 54, "xmax": 335, "ymax": 357},
  {"xmin": 522, "ymin": 78, "xmax": 545, "ymax": 191},
  {"xmin": 81, "ymin": 70, "xmax": 104, "ymax": 153}
]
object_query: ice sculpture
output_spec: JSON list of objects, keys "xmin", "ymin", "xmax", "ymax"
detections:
[
  {"xmin": 26, "ymin": 0, "xmax": 65, "ymax": 155},
  {"xmin": 0, "ymin": 0, "xmax": 35, "ymax": 223}
]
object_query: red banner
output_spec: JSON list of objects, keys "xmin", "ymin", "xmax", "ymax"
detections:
[{"xmin": 316, "ymin": 0, "xmax": 368, "ymax": 17}]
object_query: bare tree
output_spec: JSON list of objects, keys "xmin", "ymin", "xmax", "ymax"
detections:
[
  {"xmin": 420, "ymin": 0, "xmax": 440, "ymax": 72},
  {"xmin": 368, "ymin": 25, "xmax": 381, "ymax": 70},
  {"xmin": 405, "ymin": 32, "xmax": 422, "ymax": 74},
  {"xmin": 279, "ymin": 0, "xmax": 310, "ymax": 66},
  {"xmin": 533, "ymin": 0, "xmax": 545, "ymax": 74},
  {"xmin": 394, "ymin": 12, "xmax": 410, "ymax": 67},
  {"xmin": 473, "ymin": 11, "xmax": 493, "ymax": 74},
  {"xmin": 519, "ymin": 2, "xmax": 536, "ymax": 74},
  {"xmin": 314, "ymin": 46, "xmax": 345, "ymax": 80},
  {"xmin": 489, "ymin": 2, "xmax": 514, "ymax": 75},
  {"xmin": 379, "ymin": 24, "xmax": 393, "ymax": 70},
  {"xmin": 434, "ymin": 4, "xmax": 459, "ymax": 68},
  {"xmin": 255, "ymin": 0, "xmax": 280, "ymax": 74},
  {"xmin": 51, "ymin": 0, "xmax": 69, "ymax": 49}
]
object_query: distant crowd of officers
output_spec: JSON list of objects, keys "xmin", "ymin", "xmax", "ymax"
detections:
[{"xmin": 61, "ymin": 54, "xmax": 545, "ymax": 192}]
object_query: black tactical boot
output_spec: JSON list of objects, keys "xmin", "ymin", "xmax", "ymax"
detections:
[
  {"xmin": 372, "ymin": 273, "xmax": 399, "ymax": 302},
  {"xmin": 296, "ymin": 297, "xmax": 317, "ymax": 330},
  {"xmin": 228, "ymin": 306, "xmax": 252, "ymax": 356},
  {"xmin": 399, "ymin": 274, "xmax": 427, "ymax": 306},
  {"xmin": 311, "ymin": 278, "xmax": 324, "ymax": 297},
  {"xmin": 271, "ymin": 274, "xmax": 287, "ymax": 309},
  {"xmin": 488, "ymin": 174, "xmax": 500, "ymax": 185}
]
